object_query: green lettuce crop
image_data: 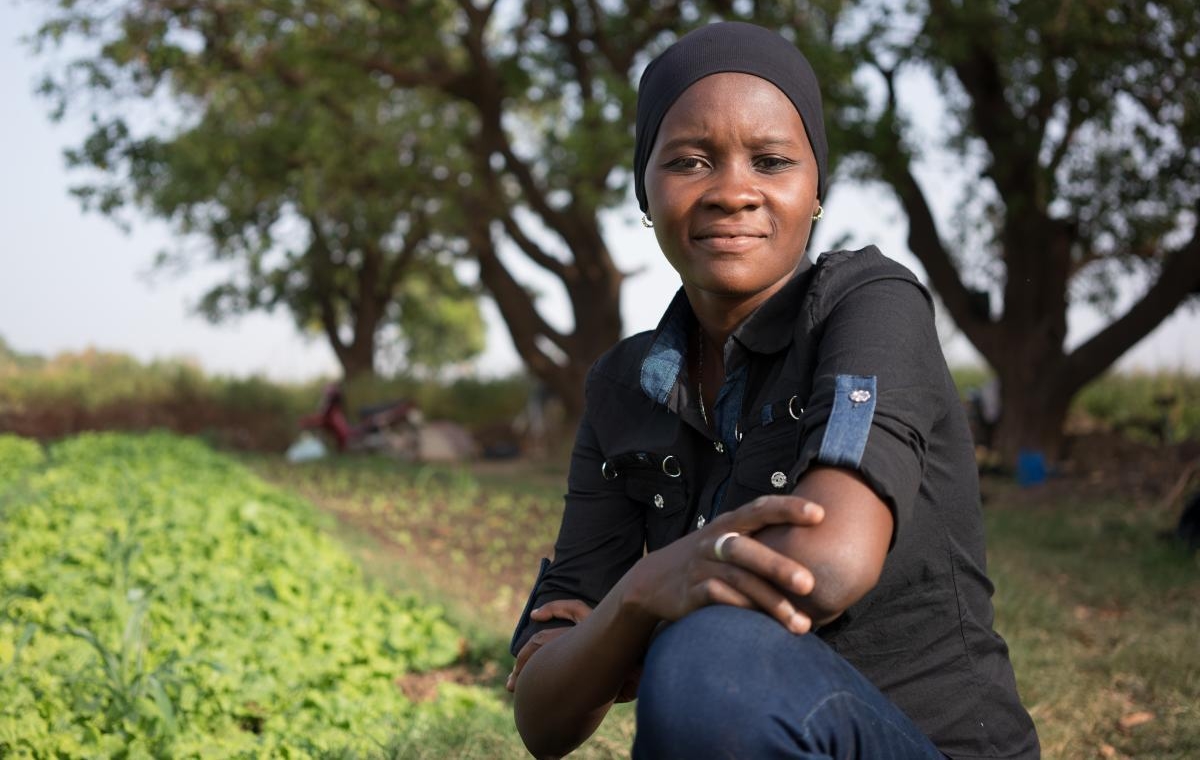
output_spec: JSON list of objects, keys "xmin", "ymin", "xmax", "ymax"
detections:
[{"xmin": 0, "ymin": 432, "xmax": 491, "ymax": 758}]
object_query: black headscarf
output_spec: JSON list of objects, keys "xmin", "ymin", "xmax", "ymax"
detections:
[{"xmin": 633, "ymin": 22, "xmax": 828, "ymax": 213}]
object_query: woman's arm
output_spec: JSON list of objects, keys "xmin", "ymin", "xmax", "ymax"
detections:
[
  {"xmin": 754, "ymin": 465, "xmax": 893, "ymax": 626},
  {"xmin": 512, "ymin": 496, "xmax": 826, "ymax": 759}
]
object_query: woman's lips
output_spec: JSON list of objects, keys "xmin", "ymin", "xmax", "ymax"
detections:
[{"xmin": 692, "ymin": 233, "xmax": 768, "ymax": 252}]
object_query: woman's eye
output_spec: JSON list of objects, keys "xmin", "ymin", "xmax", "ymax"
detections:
[
  {"xmin": 665, "ymin": 156, "xmax": 707, "ymax": 171},
  {"xmin": 755, "ymin": 156, "xmax": 795, "ymax": 171}
]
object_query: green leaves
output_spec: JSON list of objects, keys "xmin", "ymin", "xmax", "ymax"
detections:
[
  {"xmin": 33, "ymin": 0, "xmax": 482, "ymax": 379},
  {"xmin": 0, "ymin": 435, "xmax": 44, "ymax": 490},
  {"xmin": 0, "ymin": 432, "xmax": 492, "ymax": 756}
]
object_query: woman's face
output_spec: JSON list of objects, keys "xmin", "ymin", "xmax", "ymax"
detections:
[{"xmin": 644, "ymin": 72, "xmax": 820, "ymax": 310}]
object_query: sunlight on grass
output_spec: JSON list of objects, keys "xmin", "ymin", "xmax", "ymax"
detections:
[
  {"xmin": 986, "ymin": 482, "xmax": 1200, "ymax": 759},
  {"xmin": 249, "ymin": 454, "xmax": 1200, "ymax": 759}
]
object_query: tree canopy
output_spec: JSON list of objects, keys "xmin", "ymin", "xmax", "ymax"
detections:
[
  {"xmin": 33, "ymin": 0, "xmax": 1200, "ymax": 451},
  {"xmin": 38, "ymin": 0, "xmax": 483, "ymax": 379},
  {"xmin": 840, "ymin": 0, "xmax": 1200, "ymax": 456},
  {"xmin": 35, "ymin": 0, "xmax": 858, "ymax": 415}
]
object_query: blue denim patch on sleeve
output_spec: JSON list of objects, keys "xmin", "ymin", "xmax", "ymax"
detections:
[{"xmin": 818, "ymin": 375, "xmax": 877, "ymax": 468}]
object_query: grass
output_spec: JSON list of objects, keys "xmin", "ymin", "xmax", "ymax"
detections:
[
  {"xmin": 983, "ymin": 481, "xmax": 1200, "ymax": 758},
  {"xmin": 246, "ymin": 453, "xmax": 1200, "ymax": 759}
]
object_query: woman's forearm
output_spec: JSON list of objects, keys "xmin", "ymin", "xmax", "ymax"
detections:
[
  {"xmin": 754, "ymin": 466, "xmax": 893, "ymax": 626},
  {"xmin": 513, "ymin": 571, "xmax": 660, "ymax": 758}
]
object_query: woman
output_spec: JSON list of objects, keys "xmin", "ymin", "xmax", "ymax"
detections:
[{"xmin": 507, "ymin": 22, "xmax": 1039, "ymax": 759}]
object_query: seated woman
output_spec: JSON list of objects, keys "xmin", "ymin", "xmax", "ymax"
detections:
[{"xmin": 507, "ymin": 21, "xmax": 1039, "ymax": 760}]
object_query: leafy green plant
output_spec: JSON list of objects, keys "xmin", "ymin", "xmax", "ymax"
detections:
[
  {"xmin": 0, "ymin": 434, "xmax": 44, "ymax": 488},
  {"xmin": 0, "ymin": 432, "xmax": 501, "ymax": 757}
]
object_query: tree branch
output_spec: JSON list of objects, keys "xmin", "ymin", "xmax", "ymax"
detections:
[
  {"xmin": 470, "ymin": 214, "xmax": 571, "ymax": 367},
  {"xmin": 868, "ymin": 61, "xmax": 1000, "ymax": 360},
  {"xmin": 306, "ymin": 217, "xmax": 349, "ymax": 360},
  {"xmin": 558, "ymin": 1, "xmax": 595, "ymax": 100},
  {"xmin": 499, "ymin": 211, "xmax": 571, "ymax": 279},
  {"xmin": 1063, "ymin": 211, "xmax": 1200, "ymax": 391},
  {"xmin": 381, "ymin": 213, "xmax": 430, "ymax": 292},
  {"xmin": 1044, "ymin": 94, "xmax": 1082, "ymax": 181},
  {"xmin": 927, "ymin": 0, "xmax": 1034, "ymax": 198}
]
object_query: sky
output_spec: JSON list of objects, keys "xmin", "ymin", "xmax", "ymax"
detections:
[{"xmin": 2, "ymin": 3, "xmax": 1197, "ymax": 382}]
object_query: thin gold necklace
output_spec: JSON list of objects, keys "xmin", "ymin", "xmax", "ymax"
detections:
[{"xmin": 697, "ymin": 329, "xmax": 709, "ymax": 428}]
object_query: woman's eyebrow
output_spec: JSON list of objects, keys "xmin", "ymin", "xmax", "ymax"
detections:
[
  {"xmin": 657, "ymin": 134, "xmax": 710, "ymax": 154},
  {"xmin": 657, "ymin": 134, "xmax": 803, "ymax": 154},
  {"xmin": 747, "ymin": 136, "xmax": 804, "ymax": 151}
]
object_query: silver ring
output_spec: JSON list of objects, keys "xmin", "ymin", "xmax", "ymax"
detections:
[
  {"xmin": 713, "ymin": 531, "xmax": 740, "ymax": 562},
  {"xmin": 601, "ymin": 461, "xmax": 618, "ymax": 480}
]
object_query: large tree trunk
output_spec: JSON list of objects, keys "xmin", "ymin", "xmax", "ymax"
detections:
[
  {"xmin": 469, "ymin": 213, "xmax": 623, "ymax": 425},
  {"xmin": 990, "ymin": 356, "xmax": 1074, "ymax": 464},
  {"xmin": 336, "ymin": 340, "xmax": 377, "ymax": 383}
]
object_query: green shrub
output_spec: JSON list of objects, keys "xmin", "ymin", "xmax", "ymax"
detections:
[
  {"xmin": 0, "ymin": 432, "xmax": 499, "ymax": 757},
  {"xmin": 0, "ymin": 434, "xmax": 44, "ymax": 489},
  {"xmin": 1074, "ymin": 371, "xmax": 1200, "ymax": 442},
  {"xmin": 342, "ymin": 374, "xmax": 532, "ymax": 430},
  {"xmin": 946, "ymin": 367, "xmax": 1200, "ymax": 442}
]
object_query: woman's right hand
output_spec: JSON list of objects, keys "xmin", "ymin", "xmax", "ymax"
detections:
[{"xmin": 623, "ymin": 495, "xmax": 825, "ymax": 634}]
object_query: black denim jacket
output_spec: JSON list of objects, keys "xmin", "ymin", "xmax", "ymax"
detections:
[{"xmin": 512, "ymin": 247, "xmax": 1039, "ymax": 759}]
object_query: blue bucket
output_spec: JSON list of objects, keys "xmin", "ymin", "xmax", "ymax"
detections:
[{"xmin": 1016, "ymin": 449, "xmax": 1047, "ymax": 487}]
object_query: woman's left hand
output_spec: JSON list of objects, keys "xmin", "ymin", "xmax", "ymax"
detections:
[
  {"xmin": 507, "ymin": 599, "xmax": 645, "ymax": 701},
  {"xmin": 507, "ymin": 599, "xmax": 591, "ymax": 692}
]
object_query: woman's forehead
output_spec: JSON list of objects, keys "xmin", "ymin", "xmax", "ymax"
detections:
[
  {"xmin": 655, "ymin": 74, "xmax": 808, "ymax": 143},
  {"xmin": 631, "ymin": 21, "xmax": 828, "ymax": 210}
]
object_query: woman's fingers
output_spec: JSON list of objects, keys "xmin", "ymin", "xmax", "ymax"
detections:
[
  {"xmin": 710, "ymin": 494, "xmax": 825, "ymax": 534},
  {"xmin": 529, "ymin": 598, "xmax": 593, "ymax": 624},
  {"xmin": 699, "ymin": 559, "xmax": 811, "ymax": 634},
  {"xmin": 509, "ymin": 599, "xmax": 592, "ymax": 691},
  {"xmin": 628, "ymin": 497, "xmax": 824, "ymax": 632},
  {"xmin": 708, "ymin": 530, "xmax": 815, "ymax": 598}
]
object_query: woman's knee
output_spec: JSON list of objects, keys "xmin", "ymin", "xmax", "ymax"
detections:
[{"xmin": 633, "ymin": 606, "xmax": 842, "ymax": 756}]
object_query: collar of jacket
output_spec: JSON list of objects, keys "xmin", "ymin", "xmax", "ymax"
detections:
[{"xmin": 638, "ymin": 257, "xmax": 815, "ymax": 405}]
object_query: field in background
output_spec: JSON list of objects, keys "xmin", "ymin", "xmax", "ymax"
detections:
[
  {"xmin": 3, "ymin": 336, "xmax": 1200, "ymax": 757},
  {"xmin": 0, "ymin": 429, "xmax": 1195, "ymax": 757},
  {"xmin": 0, "ymin": 339, "xmax": 532, "ymax": 452},
  {"xmin": 3, "ymin": 337, "xmax": 1199, "ymax": 452}
]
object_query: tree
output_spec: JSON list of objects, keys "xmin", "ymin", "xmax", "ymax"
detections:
[
  {"xmin": 839, "ymin": 0, "xmax": 1200, "ymax": 459},
  {"xmin": 43, "ymin": 0, "xmax": 1194, "ymax": 452},
  {"xmin": 37, "ymin": 0, "xmax": 858, "ymax": 418},
  {"xmin": 36, "ymin": 0, "xmax": 484, "ymax": 380},
  {"xmin": 380, "ymin": 2, "xmax": 869, "ymax": 417}
]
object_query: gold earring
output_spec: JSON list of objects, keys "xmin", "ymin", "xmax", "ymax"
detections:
[
  {"xmin": 812, "ymin": 205, "xmax": 823, "ymax": 221},
  {"xmin": 641, "ymin": 214, "xmax": 654, "ymax": 228}
]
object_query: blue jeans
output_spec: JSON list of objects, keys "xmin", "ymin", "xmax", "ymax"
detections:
[{"xmin": 633, "ymin": 606, "xmax": 946, "ymax": 759}]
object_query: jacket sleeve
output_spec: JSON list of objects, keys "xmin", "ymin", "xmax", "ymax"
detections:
[
  {"xmin": 510, "ymin": 368, "xmax": 647, "ymax": 656},
  {"xmin": 788, "ymin": 251, "xmax": 951, "ymax": 543}
]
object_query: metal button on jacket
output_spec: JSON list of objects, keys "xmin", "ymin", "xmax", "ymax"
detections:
[
  {"xmin": 653, "ymin": 493, "xmax": 665, "ymax": 509},
  {"xmin": 771, "ymin": 471, "xmax": 788, "ymax": 489}
]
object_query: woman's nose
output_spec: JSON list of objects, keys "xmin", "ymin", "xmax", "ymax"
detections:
[{"xmin": 702, "ymin": 163, "xmax": 762, "ymax": 212}]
